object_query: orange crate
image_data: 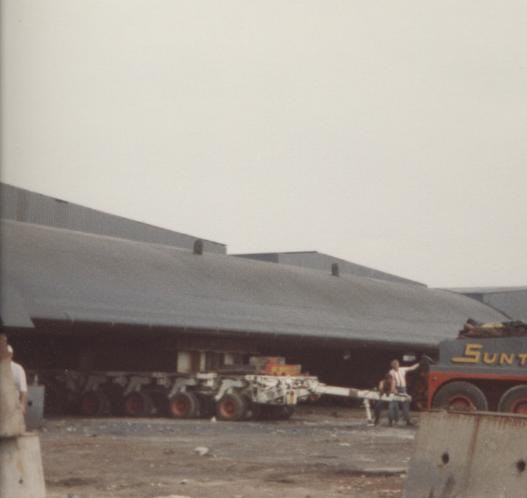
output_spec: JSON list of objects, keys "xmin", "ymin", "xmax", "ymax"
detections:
[{"xmin": 264, "ymin": 364, "xmax": 302, "ymax": 376}]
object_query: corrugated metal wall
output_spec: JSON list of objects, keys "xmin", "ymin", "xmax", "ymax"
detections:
[
  {"xmin": 234, "ymin": 253, "xmax": 280, "ymax": 264},
  {"xmin": 0, "ymin": 183, "xmax": 226, "ymax": 254}
]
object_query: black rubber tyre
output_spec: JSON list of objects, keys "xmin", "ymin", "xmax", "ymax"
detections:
[
  {"xmin": 244, "ymin": 398, "xmax": 268, "ymax": 420},
  {"xmin": 498, "ymin": 385, "xmax": 527, "ymax": 414},
  {"xmin": 169, "ymin": 391, "xmax": 200, "ymax": 419},
  {"xmin": 258, "ymin": 405, "xmax": 295, "ymax": 420},
  {"xmin": 149, "ymin": 390, "xmax": 169, "ymax": 416},
  {"xmin": 432, "ymin": 381, "xmax": 488, "ymax": 411},
  {"xmin": 270, "ymin": 405, "xmax": 295, "ymax": 420},
  {"xmin": 216, "ymin": 392, "xmax": 247, "ymax": 421},
  {"xmin": 44, "ymin": 384, "xmax": 68, "ymax": 416},
  {"xmin": 248, "ymin": 402, "xmax": 263, "ymax": 420},
  {"xmin": 197, "ymin": 394, "xmax": 215, "ymax": 418},
  {"xmin": 123, "ymin": 391, "xmax": 153, "ymax": 417},
  {"xmin": 104, "ymin": 385, "xmax": 126, "ymax": 415},
  {"xmin": 79, "ymin": 391, "xmax": 110, "ymax": 417},
  {"xmin": 254, "ymin": 404, "xmax": 273, "ymax": 420}
]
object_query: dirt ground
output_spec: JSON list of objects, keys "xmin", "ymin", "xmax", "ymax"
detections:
[{"xmin": 41, "ymin": 406, "xmax": 417, "ymax": 498}]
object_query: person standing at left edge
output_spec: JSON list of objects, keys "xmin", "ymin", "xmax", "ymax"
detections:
[{"xmin": 7, "ymin": 344, "xmax": 28, "ymax": 414}]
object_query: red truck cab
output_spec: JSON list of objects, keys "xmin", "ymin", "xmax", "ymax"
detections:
[{"xmin": 428, "ymin": 326, "xmax": 527, "ymax": 413}]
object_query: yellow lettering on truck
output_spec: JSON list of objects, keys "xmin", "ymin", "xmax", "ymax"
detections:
[
  {"xmin": 451, "ymin": 343, "xmax": 482, "ymax": 364},
  {"xmin": 500, "ymin": 353, "xmax": 514, "ymax": 366}
]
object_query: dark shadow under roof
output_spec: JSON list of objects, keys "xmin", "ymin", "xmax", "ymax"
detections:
[{"xmin": 1, "ymin": 220, "xmax": 506, "ymax": 346}]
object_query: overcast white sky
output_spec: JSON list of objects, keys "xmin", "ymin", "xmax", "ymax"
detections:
[{"xmin": 2, "ymin": 0, "xmax": 526, "ymax": 288}]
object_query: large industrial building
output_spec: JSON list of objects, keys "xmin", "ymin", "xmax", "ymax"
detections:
[
  {"xmin": 443, "ymin": 286, "xmax": 527, "ymax": 321},
  {"xmin": 0, "ymin": 183, "xmax": 514, "ymax": 390}
]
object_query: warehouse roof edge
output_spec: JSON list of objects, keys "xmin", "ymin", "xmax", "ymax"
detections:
[{"xmin": 1, "ymin": 218, "xmax": 506, "ymax": 345}]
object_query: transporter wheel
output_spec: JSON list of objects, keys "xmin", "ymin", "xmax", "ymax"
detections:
[
  {"xmin": 197, "ymin": 394, "xmax": 215, "ymax": 418},
  {"xmin": 169, "ymin": 392, "xmax": 200, "ymax": 418},
  {"xmin": 79, "ymin": 391, "xmax": 110, "ymax": 417},
  {"xmin": 216, "ymin": 392, "xmax": 247, "ymax": 421},
  {"xmin": 498, "ymin": 385, "xmax": 527, "ymax": 414},
  {"xmin": 149, "ymin": 390, "xmax": 169, "ymax": 416},
  {"xmin": 44, "ymin": 384, "xmax": 68, "ymax": 415},
  {"xmin": 258, "ymin": 405, "xmax": 295, "ymax": 420},
  {"xmin": 432, "ymin": 381, "xmax": 488, "ymax": 411},
  {"xmin": 244, "ymin": 397, "xmax": 265, "ymax": 420},
  {"xmin": 278, "ymin": 406, "xmax": 295, "ymax": 419},
  {"xmin": 123, "ymin": 391, "xmax": 153, "ymax": 417},
  {"xmin": 268, "ymin": 405, "xmax": 296, "ymax": 420},
  {"xmin": 105, "ymin": 385, "xmax": 125, "ymax": 414},
  {"xmin": 247, "ymin": 402, "xmax": 263, "ymax": 420}
]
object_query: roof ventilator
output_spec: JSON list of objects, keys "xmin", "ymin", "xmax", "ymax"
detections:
[
  {"xmin": 193, "ymin": 239, "xmax": 204, "ymax": 255},
  {"xmin": 331, "ymin": 263, "xmax": 340, "ymax": 277}
]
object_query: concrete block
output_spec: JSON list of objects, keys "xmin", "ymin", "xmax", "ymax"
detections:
[
  {"xmin": 0, "ymin": 433, "xmax": 46, "ymax": 498},
  {"xmin": 404, "ymin": 411, "xmax": 527, "ymax": 498}
]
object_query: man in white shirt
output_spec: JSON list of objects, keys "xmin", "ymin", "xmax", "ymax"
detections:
[
  {"xmin": 389, "ymin": 359, "xmax": 419, "ymax": 426},
  {"xmin": 7, "ymin": 345, "xmax": 28, "ymax": 414}
]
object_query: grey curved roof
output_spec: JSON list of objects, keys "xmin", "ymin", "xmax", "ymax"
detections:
[
  {"xmin": 234, "ymin": 251, "xmax": 425, "ymax": 286},
  {"xmin": 1, "ymin": 220, "xmax": 506, "ymax": 346}
]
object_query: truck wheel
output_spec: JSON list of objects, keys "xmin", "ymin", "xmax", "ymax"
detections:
[
  {"xmin": 123, "ymin": 391, "xmax": 153, "ymax": 417},
  {"xmin": 80, "ymin": 391, "xmax": 110, "ymax": 417},
  {"xmin": 498, "ymin": 385, "xmax": 527, "ymax": 414},
  {"xmin": 169, "ymin": 392, "xmax": 199, "ymax": 418},
  {"xmin": 216, "ymin": 393, "xmax": 247, "ymax": 421},
  {"xmin": 432, "ymin": 381, "xmax": 488, "ymax": 411}
]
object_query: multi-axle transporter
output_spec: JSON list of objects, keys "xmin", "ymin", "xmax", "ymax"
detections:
[{"xmin": 35, "ymin": 367, "xmax": 410, "ymax": 422}]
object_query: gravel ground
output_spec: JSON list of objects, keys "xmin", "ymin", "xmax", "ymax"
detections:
[{"xmin": 40, "ymin": 406, "xmax": 417, "ymax": 498}]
